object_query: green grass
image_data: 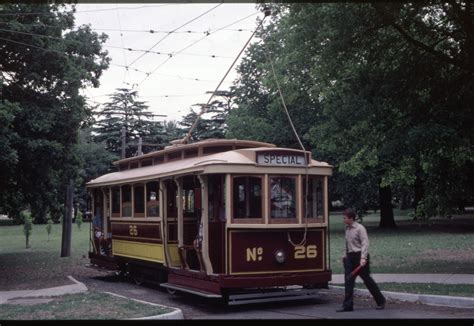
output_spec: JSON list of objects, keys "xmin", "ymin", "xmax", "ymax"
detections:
[
  {"xmin": 0, "ymin": 292, "xmax": 172, "ymax": 320},
  {"xmin": 328, "ymin": 211, "xmax": 474, "ymax": 274}
]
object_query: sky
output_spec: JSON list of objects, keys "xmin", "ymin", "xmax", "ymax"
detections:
[{"xmin": 73, "ymin": 3, "xmax": 262, "ymax": 122}]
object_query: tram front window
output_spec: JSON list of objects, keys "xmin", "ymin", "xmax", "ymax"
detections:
[
  {"xmin": 233, "ymin": 176, "xmax": 262, "ymax": 219},
  {"xmin": 270, "ymin": 176, "xmax": 296, "ymax": 219}
]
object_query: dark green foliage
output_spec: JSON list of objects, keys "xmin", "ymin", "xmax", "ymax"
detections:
[
  {"xmin": 93, "ymin": 88, "xmax": 167, "ymax": 156},
  {"xmin": 0, "ymin": 3, "xmax": 110, "ymax": 223},
  {"xmin": 229, "ymin": 2, "xmax": 474, "ymax": 225}
]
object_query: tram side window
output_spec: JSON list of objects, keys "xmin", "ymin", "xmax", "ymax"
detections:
[
  {"xmin": 146, "ymin": 181, "xmax": 159, "ymax": 217},
  {"xmin": 122, "ymin": 185, "xmax": 132, "ymax": 217},
  {"xmin": 303, "ymin": 177, "xmax": 323, "ymax": 219},
  {"xmin": 233, "ymin": 176, "xmax": 262, "ymax": 219},
  {"xmin": 134, "ymin": 184, "xmax": 145, "ymax": 217},
  {"xmin": 270, "ymin": 176, "xmax": 296, "ymax": 219},
  {"xmin": 111, "ymin": 187, "xmax": 120, "ymax": 217}
]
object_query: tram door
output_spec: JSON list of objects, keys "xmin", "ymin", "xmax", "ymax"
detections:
[
  {"xmin": 180, "ymin": 176, "xmax": 202, "ymax": 271},
  {"xmin": 207, "ymin": 174, "xmax": 226, "ymax": 273},
  {"xmin": 163, "ymin": 179, "xmax": 179, "ymax": 267}
]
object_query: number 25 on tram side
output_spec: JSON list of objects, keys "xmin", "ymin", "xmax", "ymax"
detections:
[{"xmin": 87, "ymin": 139, "xmax": 333, "ymax": 305}]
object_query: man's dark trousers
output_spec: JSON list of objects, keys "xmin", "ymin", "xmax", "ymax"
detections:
[{"xmin": 343, "ymin": 252, "xmax": 385, "ymax": 309}]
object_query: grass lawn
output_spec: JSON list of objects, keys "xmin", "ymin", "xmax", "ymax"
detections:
[
  {"xmin": 0, "ymin": 292, "xmax": 173, "ymax": 320},
  {"xmin": 328, "ymin": 210, "xmax": 474, "ymax": 274}
]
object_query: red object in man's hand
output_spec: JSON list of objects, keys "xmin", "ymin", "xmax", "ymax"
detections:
[{"xmin": 346, "ymin": 264, "xmax": 363, "ymax": 281}]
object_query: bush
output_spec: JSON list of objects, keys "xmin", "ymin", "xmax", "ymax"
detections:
[
  {"xmin": 46, "ymin": 214, "xmax": 53, "ymax": 241},
  {"xmin": 21, "ymin": 211, "xmax": 33, "ymax": 249},
  {"xmin": 76, "ymin": 210, "xmax": 83, "ymax": 230}
]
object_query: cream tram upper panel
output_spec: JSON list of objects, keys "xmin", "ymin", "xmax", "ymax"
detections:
[{"xmin": 86, "ymin": 147, "xmax": 333, "ymax": 187}]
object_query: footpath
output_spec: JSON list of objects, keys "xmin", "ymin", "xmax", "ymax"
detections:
[{"xmin": 330, "ymin": 273, "xmax": 474, "ymax": 309}]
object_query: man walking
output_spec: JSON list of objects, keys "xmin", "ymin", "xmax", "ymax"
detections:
[{"xmin": 337, "ymin": 208, "xmax": 386, "ymax": 312}]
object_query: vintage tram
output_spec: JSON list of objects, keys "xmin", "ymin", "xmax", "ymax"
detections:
[{"xmin": 87, "ymin": 138, "xmax": 333, "ymax": 305}]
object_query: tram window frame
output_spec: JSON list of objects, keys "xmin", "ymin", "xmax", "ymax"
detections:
[
  {"xmin": 268, "ymin": 175, "xmax": 298, "ymax": 224},
  {"xmin": 146, "ymin": 181, "xmax": 160, "ymax": 218},
  {"xmin": 121, "ymin": 185, "xmax": 132, "ymax": 217},
  {"xmin": 231, "ymin": 175, "xmax": 263, "ymax": 223},
  {"xmin": 134, "ymin": 184, "xmax": 145, "ymax": 217},
  {"xmin": 302, "ymin": 176, "xmax": 324, "ymax": 221},
  {"xmin": 111, "ymin": 186, "xmax": 121, "ymax": 218}
]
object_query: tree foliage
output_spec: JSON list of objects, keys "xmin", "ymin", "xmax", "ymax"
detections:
[
  {"xmin": 0, "ymin": 3, "xmax": 110, "ymax": 223},
  {"xmin": 229, "ymin": 2, "xmax": 473, "ymax": 226},
  {"xmin": 93, "ymin": 88, "xmax": 167, "ymax": 157}
]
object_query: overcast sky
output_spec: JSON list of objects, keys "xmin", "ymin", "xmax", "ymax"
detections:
[{"xmin": 73, "ymin": 3, "xmax": 261, "ymax": 122}]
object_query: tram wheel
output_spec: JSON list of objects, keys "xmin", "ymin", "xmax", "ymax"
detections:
[{"xmin": 133, "ymin": 272, "xmax": 144, "ymax": 285}]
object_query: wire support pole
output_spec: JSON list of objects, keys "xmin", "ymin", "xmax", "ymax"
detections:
[{"xmin": 181, "ymin": 14, "xmax": 268, "ymax": 144}]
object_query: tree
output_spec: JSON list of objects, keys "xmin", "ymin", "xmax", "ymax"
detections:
[
  {"xmin": 0, "ymin": 3, "xmax": 110, "ymax": 223},
  {"xmin": 230, "ymin": 2, "xmax": 473, "ymax": 227},
  {"xmin": 179, "ymin": 98, "xmax": 230, "ymax": 142},
  {"xmin": 93, "ymin": 88, "xmax": 166, "ymax": 157}
]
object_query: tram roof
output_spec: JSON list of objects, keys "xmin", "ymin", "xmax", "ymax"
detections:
[
  {"xmin": 112, "ymin": 138, "xmax": 275, "ymax": 166},
  {"xmin": 87, "ymin": 140, "xmax": 332, "ymax": 187}
]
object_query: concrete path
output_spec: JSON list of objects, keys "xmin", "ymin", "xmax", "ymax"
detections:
[
  {"xmin": 330, "ymin": 273, "xmax": 474, "ymax": 285},
  {"xmin": 330, "ymin": 273, "xmax": 474, "ymax": 309},
  {"xmin": 0, "ymin": 276, "xmax": 87, "ymax": 304}
]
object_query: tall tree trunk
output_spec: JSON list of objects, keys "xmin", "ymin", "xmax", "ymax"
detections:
[
  {"xmin": 379, "ymin": 184, "xmax": 396, "ymax": 228},
  {"xmin": 61, "ymin": 179, "xmax": 73, "ymax": 257}
]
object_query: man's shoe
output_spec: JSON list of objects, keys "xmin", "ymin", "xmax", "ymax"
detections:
[
  {"xmin": 376, "ymin": 303, "xmax": 385, "ymax": 310},
  {"xmin": 336, "ymin": 307, "xmax": 353, "ymax": 312}
]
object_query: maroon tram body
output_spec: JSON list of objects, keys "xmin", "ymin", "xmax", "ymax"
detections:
[{"xmin": 87, "ymin": 139, "xmax": 333, "ymax": 304}]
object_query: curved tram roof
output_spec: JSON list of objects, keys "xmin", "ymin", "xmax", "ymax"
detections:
[{"xmin": 87, "ymin": 139, "xmax": 332, "ymax": 188}]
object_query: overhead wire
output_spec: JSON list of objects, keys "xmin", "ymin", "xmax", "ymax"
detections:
[
  {"xmin": 0, "ymin": 4, "xmax": 172, "ymax": 16},
  {"xmin": 126, "ymin": 3, "xmax": 223, "ymax": 68},
  {"xmin": 180, "ymin": 12, "xmax": 268, "ymax": 144},
  {"xmin": 136, "ymin": 11, "xmax": 259, "ymax": 88},
  {"xmin": 0, "ymin": 21, "xmax": 253, "ymax": 34},
  {"xmin": 114, "ymin": 4, "xmax": 132, "ymax": 86}
]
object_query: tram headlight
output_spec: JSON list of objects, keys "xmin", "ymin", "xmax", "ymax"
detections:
[{"xmin": 275, "ymin": 250, "xmax": 286, "ymax": 264}]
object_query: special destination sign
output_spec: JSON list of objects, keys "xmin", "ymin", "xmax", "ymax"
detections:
[{"xmin": 256, "ymin": 151, "xmax": 307, "ymax": 167}]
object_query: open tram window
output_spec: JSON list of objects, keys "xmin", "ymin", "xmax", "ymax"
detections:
[
  {"xmin": 182, "ymin": 176, "xmax": 200, "ymax": 218},
  {"xmin": 121, "ymin": 185, "xmax": 132, "ymax": 217},
  {"xmin": 134, "ymin": 184, "xmax": 145, "ymax": 217},
  {"xmin": 232, "ymin": 176, "xmax": 262, "ymax": 221},
  {"xmin": 146, "ymin": 181, "xmax": 159, "ymax": 217},
  {"xmin": 269, "ymin": 176, "xmax": 296, "ymax": 219},
  {"xmin": 111, "ymin": 187, "xmax": 120, "ymax": 218},
  {"xmin": 302, "ymin": 176, "xmax": 324, "ymax": 220}
]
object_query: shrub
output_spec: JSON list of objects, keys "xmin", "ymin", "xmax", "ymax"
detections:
[
  {"xmin": 22, "ymin": 211, "xmax": 33, "ymax": 249},
  {"xmin": 76, "ymin": 210, "xmax": 83, "ymax": 230},
  {"xmin": 46, "ymin": 214, "xmax": 53, "ymax": 241}
]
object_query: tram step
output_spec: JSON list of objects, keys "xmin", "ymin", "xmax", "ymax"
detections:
[
  {"xmin": 160, "ymin": 283, "xmax": 222, "ymax": 298},
  {"xmin": 228, "ymin": 288, "xmax": 320, "ymax": 306}
]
